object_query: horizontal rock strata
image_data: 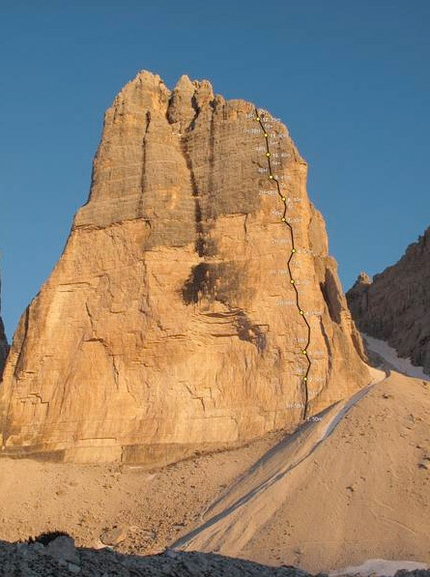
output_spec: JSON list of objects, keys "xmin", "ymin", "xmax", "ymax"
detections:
[{"xmin": 0, "ymin": 71, "xmax": 369, "ymax": 464}]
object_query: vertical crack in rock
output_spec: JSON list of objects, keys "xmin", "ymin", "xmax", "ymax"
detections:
[
  {"xmin": 184, "ymin": 383, "xmax": 206, "ymax": 412},
  {"xmin": 112, "ymin": 356, "xmax": 119, "ymax": 390},
  {"xmin": 320, "ymin": 269, "xmax": 342, "ymax": 324},
  {"xmin": 0, "ymin": 321, "xmax": 7, "ymax": 379},
  {"xmin": 181, "ymin": 150, "xmax": 207, "ymax": 257},
  {"xmin": 139, "ymin": 110, "xmax": 152, "ymax": 217},
  {"xmin": 319, "ymin": 317, "xmax": 333, "ymax": 374},
  {"xmin": 189, "ymin": 94, "xmax": 200, "ymax": 131},
  {"xmin": 138, "ymin": 259, "xmax": 150, "ymax": 317},
  {"xmin": 0, "ymin": 70, "xmax": 371, "ymax": 464},
  {"xmin": 85, "ymin": 302, "xmax": 118, "ymax": 390},
  {"xmin": 0, "ymin": 271, "xmax": 8, "ymax": 378},
  {"xmin": 204, "ymin": 102, "xmax": 218, "ymax": 253},
  {"xmin": 1, "ymin": 307, "xmax": 30, "ymax": 446},
  {"xmin": 13, "ymin": 307, "xmax": 30, "ymax": 380},
  {"xmin": 208, "ymin": 101, "xmax": 216, "ymax": 217},
  {"xmin": 244, "ymin": 214, "xmax": 248, "ymax": 236},
  {"xmin": 168, "ymin": 77, "xmax": 217, "ymax": 257},
  {"xmin": 180, "ymin": 92, "xmax": 206, "ymax": 257}
]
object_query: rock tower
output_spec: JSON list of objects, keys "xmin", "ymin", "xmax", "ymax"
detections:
[{"xmin": 0, "ymin": 71, "xmax": 369, "ymax": 464}]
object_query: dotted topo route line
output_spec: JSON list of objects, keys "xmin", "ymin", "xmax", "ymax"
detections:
[{"xmin": 254, "ymin": 108, "xmax": 311, "ymax": 420}]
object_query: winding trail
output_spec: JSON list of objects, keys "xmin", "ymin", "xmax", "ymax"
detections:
[{"xmin": 254, "ymin": 109, "xmax": 312, "ymax": 419}]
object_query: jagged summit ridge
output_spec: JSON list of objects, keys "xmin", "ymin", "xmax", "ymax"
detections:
[
  {"xmin": 0, "ymin": 70, "xmax": 369, "ymax": 464},
  {"xmin": 347, "ymin": 227, "xmax": 430, "ymax": 374}
]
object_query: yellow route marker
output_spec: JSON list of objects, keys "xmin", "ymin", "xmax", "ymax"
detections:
[{"xmin": 254, "ymin": 106, "xmax": 312, "ymax": 404}]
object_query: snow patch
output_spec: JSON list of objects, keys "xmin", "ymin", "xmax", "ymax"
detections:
[
  {"xmin": 363, "ymin": 334, "xmax": 429, "ymax": 382},
  {"xmin": 329, "ymin": 558, "xmax": 429, "ymax": 576}
]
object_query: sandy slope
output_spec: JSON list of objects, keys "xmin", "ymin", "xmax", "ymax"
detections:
[
  {"xmin": 175, "ymin": 371, "xmax": 430, "ymax": 573},
  {"xmin": 0, "ymin": 352, "xmax": 428, "ymax": 574},
  {"xmin": 0, "ymin": 428, "xmax": 291, "ymax": 555}
]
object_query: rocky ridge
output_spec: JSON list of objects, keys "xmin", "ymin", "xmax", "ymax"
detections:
[
  {"xmin": 0, "ymin": 71, "xmax": 369, "ymax": 464},
  {"xmin": 347, "ymin": 228, "xmax": 430, "ymax": 375},
  {"xmin": 0, "ymin": 535, "xmax": 428, "ymax": 577},
  {"xmin": 0, "ymin": 536, "xmax": 316, "ymax": 577}
]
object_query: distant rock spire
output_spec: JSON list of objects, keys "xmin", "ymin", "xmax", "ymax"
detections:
[{"xmin": 357, "ymin": 271, "xmax": 372, "ymax": 285}]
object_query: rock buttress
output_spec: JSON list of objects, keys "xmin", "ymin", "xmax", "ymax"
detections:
[
  {"xmin": 0, "ymin": 71, "xmax": 369, "ymax": 464},
  {"xmin": 347, "ymin": 228, "xmax": 430, "ymax": 375}
]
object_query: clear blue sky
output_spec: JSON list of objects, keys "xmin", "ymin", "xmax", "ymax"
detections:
[{"xmin": 0, "ymin": 0, "xmax": 429, "ymax": 340}]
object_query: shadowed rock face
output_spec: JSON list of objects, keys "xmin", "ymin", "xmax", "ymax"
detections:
[
  {"xmin": 347, "ymin": 228, "xmax": 430, "ymax": 375},
  {"xmin": 0, "ymin": 540, "xmax": 319, "ymax": 576},
  {"xmin": 0, "ymin": 273, "xmax": 8, "ymax": 378},
  {"xmin": 0, "ymin": 320, "xmax": 6, "ymax": 377},
  {"xmin": 0, "ymin": 71, "xmax": 369, "ymax": 464}
]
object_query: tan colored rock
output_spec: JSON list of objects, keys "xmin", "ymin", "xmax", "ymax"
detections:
[
  {"xmin": 175, "ymin": 372, "xmax": 430, "ymax": 571},
  {"xmin": 347, "ymin": 228, "xmax": 430, "ymax": 374},
  {"xmin": 0, "ymin": 71, "xmax": 369, "ymax": 464},
  {"xmin": 100, "ymin": 525, "xmax": 129, "ymax": 547}
]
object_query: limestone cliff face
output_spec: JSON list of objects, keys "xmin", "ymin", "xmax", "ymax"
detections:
[
  {"xmin": 0, "ymin": 272, "xmax": 7, "ymax": 377},
  {"xmin": 0, "ymin": 71, "xmax": 369, "ymax": 464},
  {"xmin": 347, "ymin": 228, "xmax": 430, "ymax": 375}
]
